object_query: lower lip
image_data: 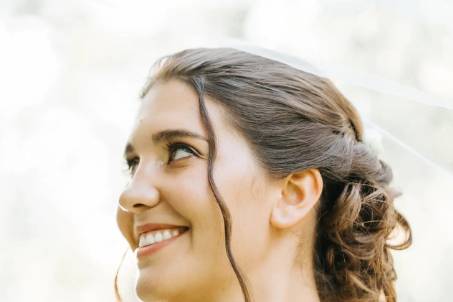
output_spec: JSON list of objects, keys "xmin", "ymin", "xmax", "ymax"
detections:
[{"xmin": 137, "ymin": 229, "xmax": 188, "ymax": 258}]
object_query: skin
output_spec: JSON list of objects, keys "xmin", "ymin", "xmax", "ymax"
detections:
[{"xmin": 117, "ymin": 79, "xmax": 323, "ymax": 302}]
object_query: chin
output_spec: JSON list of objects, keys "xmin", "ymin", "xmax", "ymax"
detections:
[
  {"xmin": 136, "ymin": 273, "xmax": 169, "ymax": 302},
  {"xmin": 135, "ymin": 266, "xmax": 190, "ymax": 302}
]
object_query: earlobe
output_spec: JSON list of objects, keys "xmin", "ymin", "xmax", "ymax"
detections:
[{"xmin": 270, "ymin": 169, "xmax": 323, "ymax": 229}]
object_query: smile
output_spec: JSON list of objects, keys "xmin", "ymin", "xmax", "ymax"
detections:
[
  {"xmin": 137, "ymin": 227, "xmax": 189, "ymax": 258},
  {"xmin": 139, "ymin": 228, "xmax": 185, "ymax": 247}
]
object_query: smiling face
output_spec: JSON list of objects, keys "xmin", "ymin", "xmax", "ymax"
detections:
[{"xmin": 117, "ymin": 79, "xmax": 281, "ymax": 302}]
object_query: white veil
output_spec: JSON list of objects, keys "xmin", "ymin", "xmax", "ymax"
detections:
[
  {"xmin": 214, "ymin": 40, "xmax": 453, "ymax": 302},
  {"xmin": 117, "ymin": 40, "xmax": 453, "ymax": 302}
]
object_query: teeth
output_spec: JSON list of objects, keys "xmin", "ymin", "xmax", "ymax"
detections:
[
  {"xmin": 138, "ymin": 228, "xmax": 185, "ymax": 248},
  {"xmin": 155, "ymin": 232, "xmax": 162, "ymax": 242},
  {"xmin": 163, "ymin": 230, "xmax": 171, "ymax": 240}
]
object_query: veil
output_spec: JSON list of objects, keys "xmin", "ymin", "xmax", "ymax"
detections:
[
  {"xmin": 117, "ymin": 41, "xmax": 453, "ymax": 302},
  {"xmin": 213, "ymin": 40, "xmax": 453, "ymax": 302}
]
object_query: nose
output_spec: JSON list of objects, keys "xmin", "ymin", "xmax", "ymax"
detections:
[{"xmin": 118, "ymin": 165, "xmax": 161, "ymax": 214}]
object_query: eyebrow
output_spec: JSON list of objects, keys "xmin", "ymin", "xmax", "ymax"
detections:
[{"xmin": 123, "ymin": 129, "xmax": 208, "ymax": 158}]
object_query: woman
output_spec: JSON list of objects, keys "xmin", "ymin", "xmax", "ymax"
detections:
[{"xmin": 116, "ymin": 47, "xmax": 411, "ymax": 302}]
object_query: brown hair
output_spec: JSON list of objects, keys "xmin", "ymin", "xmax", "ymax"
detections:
[{"xmin": 116, "ymin": 47, "xmax": 411, "ymax": 302}]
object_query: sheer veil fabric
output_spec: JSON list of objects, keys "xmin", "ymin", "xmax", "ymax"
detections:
[
  {"xmin": 218, "ymin": 41, "xmax": 453, "ymax": 302},
  {"xmin": 118, "ymin": 41, "xmax": 453, "ymax": 302}
]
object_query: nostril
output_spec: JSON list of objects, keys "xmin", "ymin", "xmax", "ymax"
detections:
[{"xmin": 133, "ymin": 203, "xmax": 147, "ymax": 208}]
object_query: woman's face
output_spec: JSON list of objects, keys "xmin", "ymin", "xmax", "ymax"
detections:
[{"xmin": 117, "ymin": 79, "xmax": 281, "ymax": 301}]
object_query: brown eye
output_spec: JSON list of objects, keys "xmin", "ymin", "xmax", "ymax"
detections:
[{"xmin": 167, "ymin": 142, "xmax": 198, "ymax": 163}]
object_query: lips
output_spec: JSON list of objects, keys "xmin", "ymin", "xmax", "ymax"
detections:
[
  {"xmin": 135, "ymin": 224, "xmax": 190, "ymax": 259},
  {"xmin": 136, "ymin": 223, "xmax": 189, "ymax": 238},
  {"xmin": 138, "ymin": 228, "xmax": 185, "ymax": 247},
  {"xmin": 136, "ymin": 224, "xmax": 189, "ymax": 260}
]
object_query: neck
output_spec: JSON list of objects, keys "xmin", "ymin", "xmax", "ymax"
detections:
[
  {"xmin": 183, "ymin": 249, "xmax": 320, "ymax": 302},
  {"xmin": 245, "ymin": 249, "xmax": 320, "ymax": 302},
  {"xmin": 166, "ymin": 262, "xmax": 320, "ymax": 302}
]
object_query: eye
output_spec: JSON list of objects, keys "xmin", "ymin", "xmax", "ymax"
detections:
[
  {"xmin": 123, "ymin": 143, "xmax": 199, "ymax": 176},
  {"xmin": 125, "ymin": 156, "xmax": 140, "ymax": 175},
  {"xmin": 167, "ymin": 142, "xmax": 199, "ymax": 163}
]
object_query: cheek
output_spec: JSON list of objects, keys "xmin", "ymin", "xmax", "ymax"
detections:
[
  {"xmin": 165, "ymin": 164, "xmax": 217, "ymax": 213},
  {"xmin": 214, "ymin": 157, "xmax": 272, "ymax": 268},
  {"xmin": 156, "ymin": 165, "xmax": 236, "ymax": 285},
  {"xmin": 162, "ymin": 164, "xmax": 225, "ymax": 246}
]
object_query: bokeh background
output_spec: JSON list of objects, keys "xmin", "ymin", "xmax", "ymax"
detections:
[{"xmin": 1, "ymin": 0, "xmax": 452, "ymax": 301}]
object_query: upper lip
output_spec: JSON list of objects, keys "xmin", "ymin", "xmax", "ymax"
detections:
[{"xmin": 135, "ymin": 223, "xmax": 188, "ymax": 237}]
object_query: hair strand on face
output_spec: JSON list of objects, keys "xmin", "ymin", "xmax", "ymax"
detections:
[{"xmin": 191, "ymin": 75, "xmax": 253, "ymax": 302}]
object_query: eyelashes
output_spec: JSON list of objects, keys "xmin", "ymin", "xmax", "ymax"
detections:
[
  {"xmin": 166, "ymin": 142, "xmax": 199, "ymax": 163},
  {"xmin": 124, "ymin": 142, "xmax": 200, "ymax": 175},
  {"xmin": 125, "ymin": 157, "xmax": 140, "ymax": 175}
]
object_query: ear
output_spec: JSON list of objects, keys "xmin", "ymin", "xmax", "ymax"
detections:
[{"xmin": 270, "ymin": 168, "xmax": 323, "ymax": 229}]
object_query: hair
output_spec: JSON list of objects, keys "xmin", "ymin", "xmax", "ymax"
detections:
[{"xmin": 116, "ymin": 47, "xmax": 412, "ymax": 302}]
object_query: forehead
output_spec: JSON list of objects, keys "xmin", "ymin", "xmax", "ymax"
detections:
[
  {"xmin": 129, "ymin": 79, "xmax": 235, "ymax": 149},
  {"xmin": 138, "ymin": 79, "xmax": 201, "ymax": 129}
]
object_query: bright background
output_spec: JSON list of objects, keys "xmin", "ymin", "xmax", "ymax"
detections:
[{"xmin": 1, "ymin": 0, "xmax": 452, "ymax": 301}]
